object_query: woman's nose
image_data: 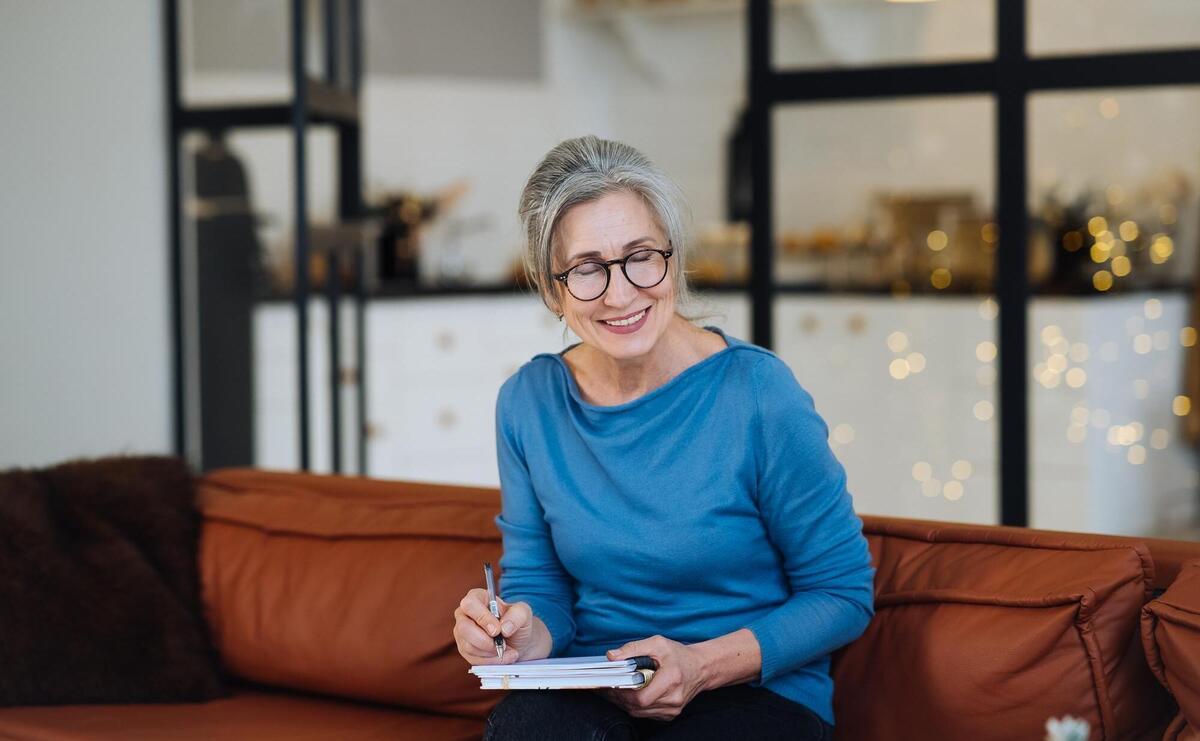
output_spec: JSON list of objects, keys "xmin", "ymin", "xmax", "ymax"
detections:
[{"xmin": 603, "ymin": 265, "xmax": 638, "ymax": 306}]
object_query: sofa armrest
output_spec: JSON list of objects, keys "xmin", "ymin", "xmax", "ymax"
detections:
[{"xmin": 1143, "ymin": 560, "xmax": 1200, "ymax": 739}]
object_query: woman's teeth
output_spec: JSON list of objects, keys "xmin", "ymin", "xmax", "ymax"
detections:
[{"xmin": 603, "ymin": 309, "xmax": 646, "ymax": 327}]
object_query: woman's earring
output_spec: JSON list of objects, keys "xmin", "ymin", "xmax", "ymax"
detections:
[{"xmin": 557, "ymin": 313, "xmax": 564, "ymax": 322}]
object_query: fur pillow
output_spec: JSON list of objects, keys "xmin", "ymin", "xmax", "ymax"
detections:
[{"xmin": 0, "ymin": 455, "xmax": 226, "ymax": 705}]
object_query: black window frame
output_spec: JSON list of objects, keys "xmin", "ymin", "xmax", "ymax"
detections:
[{"xmin": 745, "ymin": 0, "xmax": 1200, "ymax": 526}]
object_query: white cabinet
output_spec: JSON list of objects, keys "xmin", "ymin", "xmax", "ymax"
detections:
[
  {"xmin": 365, "ymin": 297, "xmax": 573, "ymax": 486},
  {"xmin": 253, "ymin": 298, "xmax": 361, "ymax": 475}
]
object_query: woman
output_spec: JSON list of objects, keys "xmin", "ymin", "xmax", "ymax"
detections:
[{"xmin": 453, "ymin": 135, "xmax": 875, "ymax": 740}]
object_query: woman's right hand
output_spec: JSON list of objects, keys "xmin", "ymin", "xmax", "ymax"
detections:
[{"xmin": 453, "ymin": 588, "xmax": 550, "ymax": 665}]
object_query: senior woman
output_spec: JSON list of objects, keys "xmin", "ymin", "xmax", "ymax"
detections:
[{"xmin": 453, "ymin": 135, "xmax": 874, "ymax": 741}]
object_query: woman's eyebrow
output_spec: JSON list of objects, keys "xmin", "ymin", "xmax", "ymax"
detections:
[{"xmin": 567, "ymin": 237, "xmax": 655, "ymax": 261}]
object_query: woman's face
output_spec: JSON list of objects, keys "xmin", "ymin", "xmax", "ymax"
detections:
[{"xmin": 554, "ymin": 190, "xmax": 675, "ymax": 363}]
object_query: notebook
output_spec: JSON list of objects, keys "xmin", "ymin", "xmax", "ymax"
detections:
[{"xmin": 469, "ymin": 655, "xmax": 656, "ymax": 690}]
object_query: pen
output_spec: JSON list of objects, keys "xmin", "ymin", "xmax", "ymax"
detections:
[{"xmin": 483, "ymin": 562, "xmax": 505, "ymax": 660}]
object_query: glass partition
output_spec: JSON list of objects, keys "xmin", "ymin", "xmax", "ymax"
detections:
[
  {"xmin": 1029, "ymin": 0, "xmax": 1200, "ymax": 57},
  {"xmin": 1028, "ymin": 86, "xmax": 1200, "ymax": 537},
  {"xmin": 772, "ymin": 0, "xmax": 993, "ymax": 70},
  {"xmin": 773, "ymin": 95, "xmax": 997, "ymax": 523},
  {"xmin": 774, "ymin": 97, "xmax": 995, "ymax": 294}
]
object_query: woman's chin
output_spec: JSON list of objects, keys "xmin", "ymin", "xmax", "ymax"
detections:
[{"xmin": 589, "ymin": 328, "xmax": 660, "ymax": 360}]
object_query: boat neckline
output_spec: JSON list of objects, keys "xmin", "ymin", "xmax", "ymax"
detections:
[{"xmin": 546, "ymin": 326, "xmax": 738, "ymax": 413}]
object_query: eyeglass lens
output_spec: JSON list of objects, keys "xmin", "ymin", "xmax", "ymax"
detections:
[{"xmin": 566, "ymin": 250, "xmax": 668, "ymax": 301}]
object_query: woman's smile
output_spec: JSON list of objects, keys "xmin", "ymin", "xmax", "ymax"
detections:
[{"xmin": 599, "ymin": 305, "xmax": 651, "ymax": 333}]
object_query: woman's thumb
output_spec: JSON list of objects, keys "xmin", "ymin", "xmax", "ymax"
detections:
[{"xmin": 607, "ymin": 640, "xmax": 640, "ymax": 660}]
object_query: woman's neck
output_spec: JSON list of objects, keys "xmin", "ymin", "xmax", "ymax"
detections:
[{"xmin": 567, "ymin": 316, "xmax": 722, "ymax": 406}]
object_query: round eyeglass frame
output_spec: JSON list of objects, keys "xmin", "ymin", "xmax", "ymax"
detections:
[{"xmin": 552, "ymin": 246, "xmax": 674, "ymax": 302}]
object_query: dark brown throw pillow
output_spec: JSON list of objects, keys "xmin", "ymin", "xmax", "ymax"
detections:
[{"xmin": 0, "ymin": 455, "xmax": 226, "ymax": 705}]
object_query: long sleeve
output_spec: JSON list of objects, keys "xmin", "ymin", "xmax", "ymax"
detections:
[
  {"xmin": 742, "ymin": 355, "xmax": 876, "ymax": 684},
  {"xmin": 493, "ymin": 378, "xmax": 577, "ymax": 656}
]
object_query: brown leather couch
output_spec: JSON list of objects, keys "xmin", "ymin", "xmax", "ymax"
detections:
[{"xmin": 0, "ymin": 468, "xmax": 1197, "ymax": 740}]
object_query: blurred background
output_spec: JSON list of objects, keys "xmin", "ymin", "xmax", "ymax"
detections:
[{"xmin": 3, "ymin": 0, "xmax": 1200, "ymax": 538}]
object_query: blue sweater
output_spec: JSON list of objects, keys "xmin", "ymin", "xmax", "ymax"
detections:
[{"xmin": 494, "ymin": 327, "xmax": 875, "ymax": 725}]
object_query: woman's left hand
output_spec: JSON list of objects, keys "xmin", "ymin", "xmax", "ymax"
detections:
[{"xmin": 599, "ymin": 635, "xmax": 709, "ymax": 721}]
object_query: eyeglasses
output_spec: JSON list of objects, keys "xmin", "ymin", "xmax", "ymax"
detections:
[{"xmin": 553, "ymin": 247, "xmax": 673, "ymax": 302}]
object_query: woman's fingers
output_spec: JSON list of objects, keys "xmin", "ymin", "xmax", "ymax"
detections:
[
  {"xmin": 453, "ymin": 604, "xmax": 512, "ymax": 656},
  {"xmin": 497, "ymin": 599, "xmax": 531, "ymax": 637},
  {"xmin": 453, "ymin": 608, "xmax": 497, "ymax": 653},
  {"xmin": 597, "ymin": 688, "xmax": 632, "ymax": 713},
  {"xmin": 607, "ymin": 634, "xmax": 666, "ymax": 662},
  {"xmin": 453, "ymin": 590, "xmax": 536, "ymax": 665},
  {"xmin": 603, "ymin": 636, "xmax": 687, "ymax": 719},
  {"xmin": 453, "ymin": 607, "xmax": 525, "ymax": 664},
  {"xmin": 599, "ymin": 687, "xmax": 675, "ymax": 721},
  {"xmin": 459, "ymin": 588, "xmax": 502, "ymax": 637}
]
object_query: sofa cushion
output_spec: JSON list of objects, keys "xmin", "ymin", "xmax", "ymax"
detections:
[
  {"xmin": 0, "ymin": 685, "xmax": 484, "ymax": 741},
  {"xmin": 197, "ymin": 468, "xmax": 503, "ymax": 720},
  {"xmin": 1143, "ymin": 560, "xmax": 1200, "ymax": 741},
  {"xmin": 831, "ymin": 517, "xmax": 1172, "ymax": 741},
  {"xmin": 0, "ymin": 456, "xmax": 226, "ymax": 706}
]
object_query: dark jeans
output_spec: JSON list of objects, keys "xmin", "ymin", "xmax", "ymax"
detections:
[{"xmin": 483, "ymin": 684, "xmax": 833, "ymax": 741}]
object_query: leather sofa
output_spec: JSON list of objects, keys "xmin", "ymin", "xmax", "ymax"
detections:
[{"xmin": 0, "ymin": 467, "xmax": 1197, "ymax": 740}]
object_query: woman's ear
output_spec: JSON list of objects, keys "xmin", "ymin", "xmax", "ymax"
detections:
[{"xmin": 548, "ymin": 283, "xmax": 567, "ymax": 318}]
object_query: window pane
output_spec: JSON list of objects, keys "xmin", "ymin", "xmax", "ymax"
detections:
[
  {"xmin": 1029, "ymin": 88, "xmax": 1200, "ymax": 295},
  {"xmin": 1029, "ymin": 0, "xmax": 1200, "ymax": 57},
  {"xmin": 774, "ymin": 296, "xmax": 999, "ymax": 524},
  {"xmin": 1028, "ymin": 297, "xmax": 1198, "ymax": 537},
  {"xmin": 1029, "ymin": 87, "xmax": 1200, "ymax": 537},
  {"xmin": 773, "ymin": 0, "xmax": 993, "ymax": 70},
  {"xmin": 772, "ymin": 95, "xmax": 997, "ymax": 523},
  {"xmin": 774, "ymin": 96, "xmax": 995, "ymax": 294}
]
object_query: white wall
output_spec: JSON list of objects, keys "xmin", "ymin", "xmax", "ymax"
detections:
[{"xmin": 0, "ymin": 1, "xmax": 171, "ymax": 468}]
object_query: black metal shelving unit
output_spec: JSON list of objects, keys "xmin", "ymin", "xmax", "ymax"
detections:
[
  {"xmin": 745, "ymin": 0, "xmax": 1200, "ymax": 526},
  {"xmin": 165, "ymin": 0, "xmax": 367, "ymax": 474}
]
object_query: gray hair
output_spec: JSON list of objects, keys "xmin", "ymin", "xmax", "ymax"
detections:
[{"xmin": 518, "ymin": 135, "xmax": 692, "ymax": 315}]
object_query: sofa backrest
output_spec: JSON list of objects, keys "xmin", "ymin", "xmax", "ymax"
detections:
[
  {"xmin": 865, "ymin": 516, "xmax": 1200, "ymax": 591},
  {"xmin": 197, "ymin": 468, "xmax": 504, "ymax": 720},
  {"xmin": 831, "ymin": 516, "xmax": 1179, "ymax": 741},
  {"xmin": 195, "ymin": 471, "xmax": 1198, "ymax": 733}
]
